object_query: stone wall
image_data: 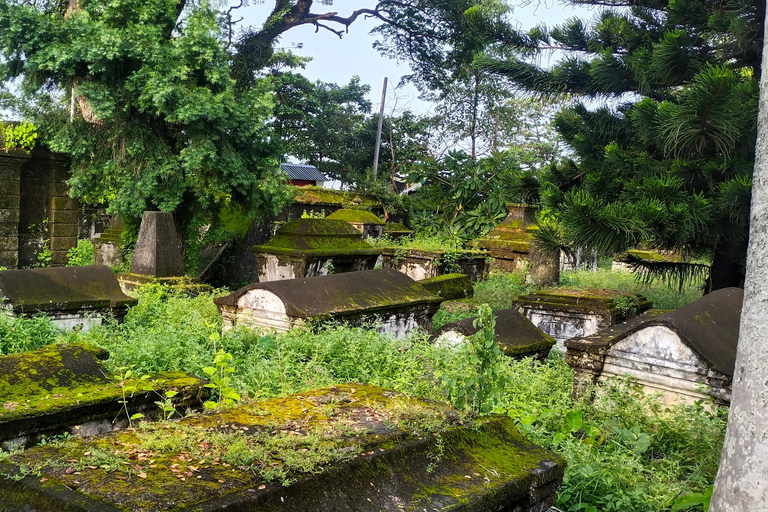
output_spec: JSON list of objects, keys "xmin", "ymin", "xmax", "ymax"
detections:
[
  {"xmin": 0, "ymin": 148, "xmax": 78, "ymax": 268},
  {"xmin": 0, "ymin": 152, "xmax": 26, "ymax": 268}
]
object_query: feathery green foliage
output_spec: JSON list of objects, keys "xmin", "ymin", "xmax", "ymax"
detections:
[{"xmin": 476, "ymin": 0, "xmax": 763, "ymax": 291}]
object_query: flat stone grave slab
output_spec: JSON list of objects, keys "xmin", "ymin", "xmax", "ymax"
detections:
[
  {"xmin": 565, "ymin": 287, "xmax": 741, "ymax": 406},
  {"xmin": 253, "ymin": 218, "xmax": 380, "ymax": 282},
  {"xmin": 326, "ymin": 209, "xmax": 385, "ymax": 239},
  {"xmin": 0, "ymin": 265, "xmax": 137, "ymax": 330},
  {"xmin": 419, "ymin": 273, "xmax": 474, "ymax": 301},
  {"xmin": 380, "ymin": 248, "xmax": 488, "ymax": 282},
  {"xmin": 215, "ymin": 268, "xmax": 443, "ymax": 338},
  {"xmin": 0, "ymin": 343, "xmax": 206, "ymax": 447},
  {"xmin": 0, "ymin": 384, "xmax": 565, "ymax": 512},
  {"xmin": 432, "ymin": 308, "xmax": 556, "ymax": 361},
  {"xmin": 515, "ymin": 288, "xmax": 652, "ymax": 351}
]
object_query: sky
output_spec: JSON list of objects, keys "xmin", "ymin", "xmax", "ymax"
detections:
[{"xmin": 239, "ymin": 0, "xmax": 600, "ymax": 115}]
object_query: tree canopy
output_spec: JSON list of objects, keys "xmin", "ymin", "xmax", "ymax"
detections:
[
  {"xmin": 475, "ymin": 0, "xmax": 764, "ymax": 290},
  {"xmin": 0, "ymin": 0, "xmax": 491, "ymax": 237}
]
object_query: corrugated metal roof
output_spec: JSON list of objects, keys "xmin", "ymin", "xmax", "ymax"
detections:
[{"xmin": 280, "ymin": 163, "xmax": 328, "ymax": 182}]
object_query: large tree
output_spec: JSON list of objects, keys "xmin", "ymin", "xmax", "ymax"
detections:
[
  {"xmin": 0, "ymin": 0, "xmax": 487, "ymax": 237},
  {"xmin": 475, "ymin": 0, "xmax": 764, "ymax": 290}
]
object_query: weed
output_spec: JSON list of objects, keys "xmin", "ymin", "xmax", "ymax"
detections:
[{"xmin": 67, "ymin": 239, "xmax": 94, "ymax": 267}]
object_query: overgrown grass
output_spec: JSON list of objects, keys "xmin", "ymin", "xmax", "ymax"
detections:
[{"xmin": 0, "ymin": 281, "xmax": 721, "ymax": 512}]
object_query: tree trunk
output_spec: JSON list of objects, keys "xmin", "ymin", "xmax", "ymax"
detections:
[{"xmin": 709, "ymin": 9, "xmax": 768, "ymax": 510}]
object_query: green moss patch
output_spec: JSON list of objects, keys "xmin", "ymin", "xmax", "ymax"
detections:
[
  {"xmin": 292, "ymin": 186, "xmax": 379, "ymax": 207},
  {"xmin": 0, "ymin": 343, "xmax": 206, "ymax": 442},
  {"xmin": 326, "ymin": 209, "xmax": 384, "ymax": 225},
  {"xmin": 0, "ymin": 384, "xmax": 564, "ymax": 511},
  {"xmin": 253, "ymin": 219, "xmax": 379, "ymax": 257}
]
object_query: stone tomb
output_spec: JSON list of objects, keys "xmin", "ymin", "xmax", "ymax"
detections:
[
  {"xmin": 253, "ymin": 218, "xmax": 380, "ymax": 282},
  {"xmin": 118, "ymin": 211, "xmax": 210, "ymax": 294},
  {"xmin": 380, "ymin": 247, "xmax": 488, "ymax": 282},
  {"xmin": 515, "ymin": 289, "xmax": 652, "ymax": 351},
  {"xmin": 0, "ymin": 265, "xmax": 137, "ymax": 330},
  {"xmin": 432, "ymin": 308, "xmax": 556, "ymax": 361},
  {"xmin": 383, "ymin": 221, "xmax": 413, "ymax": 240},
  {"xmin": 473, "ymin": 203, "xmax": 537, "ymax": 272},
  {"xmin": 0, "ymin": 384, "xmax": 565, "ymax": 512},
  {"xmin": 215, "ymin": 268, "xmax": 443, "ymax": 337},
  {"xmin": 565, "ymin": 288, "xmax": 742, "ymax": 406},
  {"xmin": 419, "ymin": 273, "xmax": 474, "ymax": 301},
  {"xmin": 0, "ymin": 343, "xmax": 205, "ymax": 447},
  {"xmin": 326, "ymin": 208, "xmax": 385, "ymax": 239}
]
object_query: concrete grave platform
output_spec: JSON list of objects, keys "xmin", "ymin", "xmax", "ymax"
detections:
[
  {"xmin": 419, "ymin": 273, "xmax": 474, "ymax": 300},
  {"xmin": 566, "ymin": 288, "xmax": 741, "ymax": 405},
  {"xmin": 0, "ymin": 343, "xmax": 206, "ymax": 447},
  {"xmin": 326, "ymin": 208, "xmax": 385, "ymax": 239},
  {"xmin": 432, "ymin": 308, "xmax": 556, "ymax": 361},
  {"xmin": 215, "ymin": 268, "xmax": 443, "ymax": 337},
  {"xmin": 253, "ymin": 218, "xmax": 380, "ymax": 282},
  {"xmin": 0, "ymin": 384, "xmax": 565, "ymax": 512},
  {"xmin": 515, "ymin": 289, "xmax": 652, "ymax": 351},
  {"xmin": 0, "ymin": 265, "xmax": 137, "ymax": 330}
]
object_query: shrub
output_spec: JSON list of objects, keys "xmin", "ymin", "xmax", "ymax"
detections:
[{"xmin": 67, "ymin": 239, "xmax": 94, "ymax": 267}]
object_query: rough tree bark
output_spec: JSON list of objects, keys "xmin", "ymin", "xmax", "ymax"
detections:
[{"xmin": 709, "ymin": 6, "xmax": 768, "ymax": 510}]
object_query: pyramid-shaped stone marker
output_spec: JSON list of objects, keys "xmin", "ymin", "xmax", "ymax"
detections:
[
  {"xmin": 0, "ymin": 384, "xmax": 565, "ymax": 511},
  {"xmin": 0, "ymin": 343, "xmax": 206, "ymax": 447},
  {"xmin": 118, "ymin": 211, "xmax": 210, "ymax": 294},
  {"xmin": 130, "ymin": 211, "xmax": 185, "ymax": 277}
]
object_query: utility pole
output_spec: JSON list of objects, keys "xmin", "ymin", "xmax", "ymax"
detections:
[{"xmin": 372, "ymin": 77, "xmax": 388, "ymax": 178}]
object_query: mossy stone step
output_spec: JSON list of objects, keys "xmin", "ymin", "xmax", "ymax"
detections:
[
  {"xmin": 0, "ymin": 343, "xmax": 206, "ymax": 445},
  {"xmin": 0, "ymin": 384, "xmax": 564, "ymax": 512}
]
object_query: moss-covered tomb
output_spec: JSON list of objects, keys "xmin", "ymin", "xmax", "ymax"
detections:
[{"xmin": 0, "ymin": 384, "xmax": 565, "ymax": 511}]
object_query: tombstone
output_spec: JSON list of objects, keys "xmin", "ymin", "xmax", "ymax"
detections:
[
  {"xmin": 0, "ymin": 343, "xmax": 206, "ymax": 448},
  {"xmin": 252, "ymin": 219, "xmax": 380, "ymax": 282},
  {"xmin": 0, "ymin": 265, "xmax": 137, "ymax": 330},
  {"xmin": 117, "ymin": 211, "xmax": 210, "ymax": 294},
  {"xmin": 383, "ymin": 221, "xmax": 413, "ymax": 240},
  {"xmin": 432, "ymin": 308, "xmax": 556, "ymax": 361},
  {"xmin": 326, "ymin": 209, "xmax": 385, "ymax": 239},
  {"xmin": 566, "ymin": 288, "xmax": 741, "ymax": 406},
  {"xmin": 473, "ymin": 203, "xmax": 537, "ymax": 272},
  {"xmin": 215, "ymin": 268, "xmax": 443, "ymax": 338},
  {"xmin": 515, "ymin": 289, "xmax": 652, "ymax": 351},
  {"xmin": 380, "ymin": 248, "xmax": 488, "ymax": 282},
  {"xmin": 92, "ymin": 226, "xmax": 123, "ymax": 267},
  {"xmin": 0, "ymin": 384, "xmax": 565, "ymax": 511},
  {"xmin": 419, "ymin": 273, "xmax": 474, "ymax": 301}
]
